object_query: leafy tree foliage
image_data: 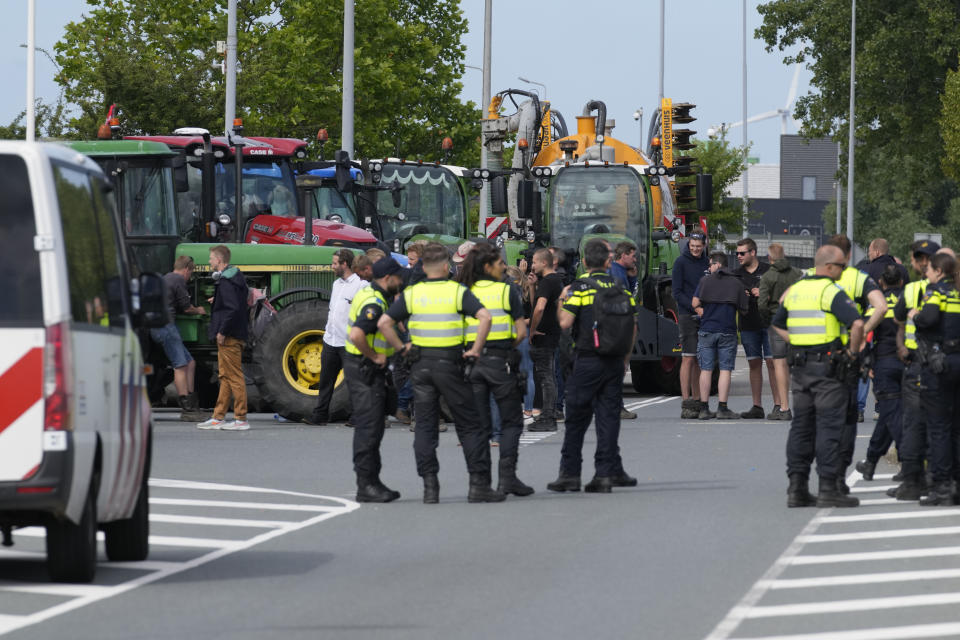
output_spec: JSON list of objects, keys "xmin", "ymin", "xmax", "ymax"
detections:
[
  {"xmin": 679, "ymin": 137, "xmax": 749, "ymax": 236},
  {"xmin": 757, "ymin": 0, "xmax": 960, "ymax": 256},
  {"xmin": 0, "ymin": 100, "xmax": 70, "ymax": 139},
  {"xmin": 54, "ymin": 0, "xmax": 480, "ymax": 165}
]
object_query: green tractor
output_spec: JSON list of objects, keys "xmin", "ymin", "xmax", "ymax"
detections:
[{"xmin": 67, "ymin": 138, "xmax": 355, "ymax": 419}]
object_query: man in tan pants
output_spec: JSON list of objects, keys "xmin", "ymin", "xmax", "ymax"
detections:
[{"xmin": 197, "ymin": 245, "xmax": 250, "ymax": 431}]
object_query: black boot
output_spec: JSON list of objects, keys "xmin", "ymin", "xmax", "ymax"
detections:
[
  {"xmin": 816, "ymin": 478, "xmax": 860, "ymax": 507},
  {"xmin": 584, "ymin": 476, "xmax": 614, "ymax": 493},
  {"xmin": 855, "ymin": 459, "xmax": 876, "ymax": 481},
  {"xmin": 497, "ymin": 457, "xmax": 534, "ymax": 497},
  {"xmin": 786, "ymin": 474, "xmax": 817, "ymax": 508},
  {"xmin": 422, "ymin": 473, "xmax": 439, "ymax": 504},
  {"xmin": 836, "ymin": 477, "xmax": 851, "ymax": 495},
  {"xmin": 894, "ymin": 474, "xmax": 924, "ymax": 501},
  {"xmin": 920, "ymin": 482, "xmax": 954, "ymax": 506},
  {"xmin": 611, "ymin": 470, "xmax": 638, "ymax": 487},
  {"xmin": 178, "ymin": 394, "xmax": 208, "ymax": 422},
  {"xmin": 356, "ymin": 478, "xmax": 400, "ymax": 503},
  {"xmin": 546, "ymin": 474, "xmax": 581, "ymax": 492},
  {"xmin": 468, "ymin": 473, "xmax": 506, "ymax": 503}
]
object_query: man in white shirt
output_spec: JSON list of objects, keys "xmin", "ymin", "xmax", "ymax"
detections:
[{"xmin": 307, "ymin": 249, "xmax": 368, "ymax": 425}]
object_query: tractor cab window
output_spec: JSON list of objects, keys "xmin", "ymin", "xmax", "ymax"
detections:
[
  {"xmin": 311, "ymin": 183, "xmax": 358, "ymax": 226},
  {"xmin": 549, "ymin": 166, "xmax": 648, "ymax": 264},
  {"xmin": 375, "ymin": 165, "xmax": 465, "ymax": 240},
  {"xmin": 184, "ymin": 159, "xmax": 299, "ymax": 231},
  {"xmin": 120, "ymin": 164, "xmax": 178, "ymax": 237}
]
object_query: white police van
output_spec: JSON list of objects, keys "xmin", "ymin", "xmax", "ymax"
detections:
[{"xmin": 0, "ymin": 142, "xmax": 168, "ymax": 582}]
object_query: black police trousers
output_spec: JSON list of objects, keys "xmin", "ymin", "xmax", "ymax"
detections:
[
  {"xmin": 343, "ymin": 354, "xmax": 388, "ymax": 482},
  {"xmin": 864, "ymin": 356, "xmax": 905, "ymax": 463},
  {"xmin": 411, "ymin": 353, "xmax": 491, "ymax": 477},
  {"xmin": 838, "ymin": 369, "xmax": 860, "ymax": 474},
  {"xmin": 898, "ymin": 360, "xmax": 928, "ymax": 477},
  {"xmin": 311, "ymin": 344, "xmax": 344, "ymax": 422},
  {"xmin": 559, "ymin": 353, "xmax": 626, "ymax": 478},
  {"xmin": 921, "ymin": 354, "xmax": 960, "ymax": 483},
  {"xmin": 470, "ymin": 352, "xmax": 524, "ymax": 462},
  {"xmin": 786, "ymin": 361, "xmax": 848, "ymax": 481}
]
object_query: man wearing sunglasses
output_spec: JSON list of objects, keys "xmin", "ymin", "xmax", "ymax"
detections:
[
  {"xmin": 672, "ymin": 231, "xmax": 710, "ymax": 418},
  {"xmin": 734, "ymin": 238, "xmax": 778, "ymax": 419}
]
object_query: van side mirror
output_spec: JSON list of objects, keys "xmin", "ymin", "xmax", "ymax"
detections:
[
  {"xmin": 490, "ymin": 175, "xmax": 509, "ymax": 215},
  {"xmin": 172, "ymin": 150, "xmax": 189, "ymax": 193},
  {"xmin": 516, "ymin": 179, "xmax": 533, "ymax": 220},
  {"xmin": 696, "ymin": 173, "xmax": 713, "ymax": 211},
  {"xmin": 137, "ymin": 272, "xmax": 170, "ymax": 328}
]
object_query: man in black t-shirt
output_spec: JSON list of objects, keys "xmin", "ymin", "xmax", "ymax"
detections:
[
  {"xmin": 734, "ymin": 238, "xmax": 777, "ymax": 418},
  {"xmin": 529, "ymin": 248, "xmax": 564, "ymax": 431}
]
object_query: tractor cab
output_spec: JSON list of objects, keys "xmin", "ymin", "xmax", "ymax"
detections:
[{"xmin": 366, "ymin": 160, "xmax": 468, "ymax": 251}]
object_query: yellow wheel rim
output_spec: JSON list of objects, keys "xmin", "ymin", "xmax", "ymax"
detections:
[{"xmin": 281, "ymin": 330, "xmax": 344, "ymax": 395}]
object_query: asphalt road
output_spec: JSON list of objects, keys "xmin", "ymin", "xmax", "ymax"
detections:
[{"xmin": 3, "ymin": 360, "xmax": 960, "ymax": 639}]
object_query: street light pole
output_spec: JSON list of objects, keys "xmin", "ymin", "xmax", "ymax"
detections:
[
  {"xmin": 518, "ymin": 76, "xmax": 546, "ymax": 98},
  {"xmin": 658, "ymin": 0, "xmax": 664, "ymax": 104},
  {"xmin": 741, "ymin": 0, "xmax": 748, "ymax": 238},
  {"xmin": 633, "ymin": 108, "xmax": 644, "ymax": 150},
  {"xmin": 341, "ymin": 0, "xmax": 355, "ymax": 158},
  {"xmin": 26, "ymin": 0, "xmax": 35, "ymax": 142},
  {"xmin": 480, "ymin": 0, "xmax": 492, "ymax": 227},
  {"xmin": 846, "ymin": 0, "xmax": 856, "ymax": 251},
  {"xmin": 224, "ymin": 0, "xmax": 237, "ymax": 140}
]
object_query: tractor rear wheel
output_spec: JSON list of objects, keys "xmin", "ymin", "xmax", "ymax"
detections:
[
  {"xmin": 655, "ymin": 287, "xmax": 682, "ymax": 395},
  {"xmin": 252, "ymin": 301, "xmax": 350, "ymax": 421}
]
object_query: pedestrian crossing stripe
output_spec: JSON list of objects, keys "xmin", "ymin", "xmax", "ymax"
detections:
[{"xmin": 0, "ymin": 478, "xmax": 359, "ymax": 637}]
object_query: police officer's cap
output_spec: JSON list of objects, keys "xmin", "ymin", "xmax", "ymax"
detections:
[
  {"xmin": 373, "ymin": 257, "xmax": 403, "ymax": 279},
  {"xmin": 912, "ymin": 240, "xmax": 941, "ymax": 257}
]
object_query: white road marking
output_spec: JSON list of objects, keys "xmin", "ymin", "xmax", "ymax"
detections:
[
  {"xmin": 148, "ymin": 514, "xmax": 292, "ymax": 528},
  {"xmin": 742, "ymin": 591, "xmax": 960, "ymax": 618},
  {"xmin": 149, "ymin": 497, "xmax": 336, "ymax": 512},
  {"xmin": 0, "ymin": 479, "xmax": 359, "ymax": 637},
  {"xmin": 729, "ymin": 621, "xmax": 960, "ymax": 640},
  {"xmin": 0, "ymin": 584, "xmax": 112, "ymax": 598},
  {"xmin": 799, "ymin": 525, "xmax": 960, "ymax": 543},
  {"xmin": 763, "ymin": 567, "xmax": 960, "ymax": 590},
  {"xmin": 817, "ymin": 509, "xmax": 960, "ymax": 524},
  {"xmin": 786, "ymin": 545, "xmax": 960, "ymax": 565},
  {"xmin": 705, "ymin": 469, "xmax": 960, "ymax": 639},
  {"xmin": 849, "ymin": 484, "xmax": 896, "ymax": 493}
]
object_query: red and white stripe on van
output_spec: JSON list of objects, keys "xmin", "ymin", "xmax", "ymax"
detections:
[{"xmin": 0, "ymin": 329, "xmax": 47, "ymax": 482}]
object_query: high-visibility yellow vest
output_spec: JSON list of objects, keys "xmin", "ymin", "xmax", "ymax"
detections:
[
  {"xmin": 836, "ymin": 267, "xmax": 868, "ymax": 314},
  {"xmin": 919, "ymin": 282, "xmax": 960, "ymax": 342},
  {"xmin": 344, "ymin": 285, "xmax": 394, "ymax": 356},
  {"xmin": 865, "ymin": 291, "xmax": 898, "ymax": 320},
  {"xmin": 465, "ymin": 279, "xmax": 515, "ymax": 343},
  {"xmin": 404, "ymin": 279, "xmax": 467, "ymax": 347},
  {"xmin": 783, "ymin": 278, "xmax": 845, "ymax": 347},
  {"xmin": 903, "ymin": 279, "xmax": 928, "ymax": 351}
]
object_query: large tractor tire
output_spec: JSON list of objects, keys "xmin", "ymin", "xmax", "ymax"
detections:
[
  {"xmin": 654, "ymin": 286, "xmax": 682, "ymax": 396},
  {"xmin": 252, "ymin": 301, "xmax": 350, "ymax": 421}
]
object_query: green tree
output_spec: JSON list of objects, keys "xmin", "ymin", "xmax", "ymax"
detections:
[
  {"xmin": 0, "ymin": 100, "xmax": 71, "ymax": 140},
  {"xmin": 756, "ymin": 1, "xmax": 960, "ymax": 254},
  {"xmin": 54, "ymin": 0, "xmax": 480, "ymax": 166}
]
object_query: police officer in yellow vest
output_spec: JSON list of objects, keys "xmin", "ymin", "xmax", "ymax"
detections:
[
  {"xmin": 811, "ymin": 236, "xmax": 886, "ymax": 495},
  {"xmin": 457, "ymin": 243, "xmax": 534, "ymax": 497},
  {"xmin": 343, "ymin": 257, "xmax": 408, "ymax": 503},
  {"xmin": 773, "ymin": 245, "xmax": 865, "ymax": 508},
  {"xmin": 888, "ymin": 239, "xmax": 937, "ymax": 500},
  {"xmin": 907, "ymin": 252, "xmax": 960, "ymax": 505},
  {"xmin": 855, "ymin": 265, "xmax": 905, "ymax": 482},
  {"xmin": 378, "ymin": 242, "xmax": 504, "ymax": 504}
]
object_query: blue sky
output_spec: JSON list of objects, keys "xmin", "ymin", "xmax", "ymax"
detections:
[{"xmin": 3, "ymin": 0, "xmax": 815, "ymax": 164}]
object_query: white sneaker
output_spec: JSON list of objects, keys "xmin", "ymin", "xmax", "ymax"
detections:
[
  {"xmin": 221, "ymin": 420, "xmax": 250, "ymax": 431},
  {"xmin": 197, "ymin": 418, "xmax": 224, "ymax": 430}
]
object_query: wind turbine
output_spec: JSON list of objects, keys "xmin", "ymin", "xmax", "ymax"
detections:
[{"xmin": 721, "ymin": 62, "xmax": 802, "ymax": 136}]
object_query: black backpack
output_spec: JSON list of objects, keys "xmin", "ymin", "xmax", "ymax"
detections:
[{"xmin": 583, "ymin": 277, "xmax": 636, "ymax": 356}]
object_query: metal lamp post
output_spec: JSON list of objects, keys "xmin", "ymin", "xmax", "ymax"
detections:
[{"xmin": 633, "ymin": 108, "xmax": 644, "ymax": 149}]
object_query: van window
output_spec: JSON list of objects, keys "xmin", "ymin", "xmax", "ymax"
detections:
[
  {"xmin": 56, "ymin": 165, "xmax": 125, "ymax": 327},
  {"xmin": 0, "ymin": 154, "xmax": 43, "ymax": 327}
]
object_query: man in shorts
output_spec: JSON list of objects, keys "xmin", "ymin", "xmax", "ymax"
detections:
[
  {"xmin": 691, "ymin": 252, "xmax": 749, "ymax": 419},
  {"xmin": 671, "ymin": 231, "xmax": 710, "ymax": 418},
  {"xmin": 758, "ymin": 243, "xmax": 802, "ymax": 419},
  {"xmin": 734, "ymin": 237, "xmax": 777, "ymax": 418},
  {"xmin": 151, "ymin": 255, "xmax": 208, "ymax": 421}
]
